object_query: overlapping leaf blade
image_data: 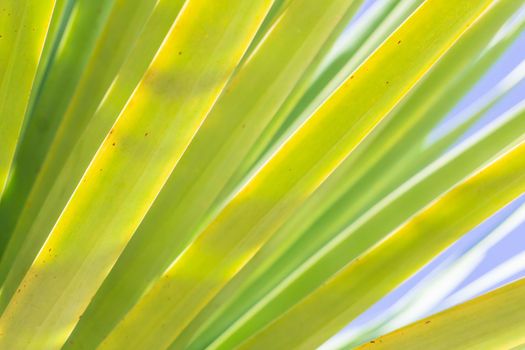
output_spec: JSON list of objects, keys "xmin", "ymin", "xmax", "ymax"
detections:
[
  {"xmin": 0, "ymin": 0, "xmax": 273, "ymax": 348},
  {"xmin": 64, "ymin": 0, "xmax": 366, "ymax": 347},
  {"xmin": 358, "ymin": 276, "xmax": 525, "ymax": 349},
  {"xmin": 95, "ymin": 1, "xmax": 496, "ymax": 349},
  {"xmin": 0, "ymin": 0, "xmax": 55, "ymax": 196},
  {"xmin": 0, "ymin": 0, "xmax": 523, "ymax": 349},
  {"xmin": 0, "ymin": 0, "xmax": 187, "ymax": 312},
  {"xmin": 168, "ymin": 1, "xmax": 522, "ymax": 348},
  {"xmin": 243, "ymin": 137, "xmax": 525, "ymax": 350}
]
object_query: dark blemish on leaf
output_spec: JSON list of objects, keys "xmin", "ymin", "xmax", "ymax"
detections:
[
  {"xmin": 145, "ymin": 132, "xmax": 149, "ymax": 136},
  {"xmin": 350, "ymin": 75, "xmax": 354, "ymax": 79},
  {"xmin": 397, "ymin": 40, "xmax": 401, "ymax": 44},
  {"xmin": 109, "ymin": 129, "xmax": 113, "ymax": 135},
  {"xmin": 112, "ymin": 142, "xmax": 116, "ymax": 146},
  {"xmin": 48, "ymin": 248, "xmax": 51, "ymax": 252},
  {"xmin": 370, "ymin": 340, "xmax": 375, "ymax": 344},
  {"xmin": 425, "ymin": 320, "xmax": 431, "ymax": 324},
  {"xmin": 385, "ymin": 81, "xmax": 389, "ymax": 85},
  {"xmin": 179, "ymin": 51, "xmax": 182, "ymax": 55}
]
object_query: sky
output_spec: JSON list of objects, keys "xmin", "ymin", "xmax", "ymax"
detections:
[{"xmin": 322, "ymin": 1, "xmax": 525, "ymax": 347}]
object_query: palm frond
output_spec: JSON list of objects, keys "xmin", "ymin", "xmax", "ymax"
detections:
[
  {"xmin": 0, "ymin": 0, "xmax": 523, "ymax": 349},
  {"xmin": 359, "ymin": 275, "xmax": 525, "ymax": 349}
]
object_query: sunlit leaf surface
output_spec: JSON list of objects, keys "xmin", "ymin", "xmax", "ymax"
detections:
[{"xmin": 0, "ymin": 0, "xmax": 523, "ymax": 349}]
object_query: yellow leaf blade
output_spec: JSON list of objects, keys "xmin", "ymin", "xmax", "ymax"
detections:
[{"xmin": 359, "ymin": 277, "xmax": 525, "ymax": 350}]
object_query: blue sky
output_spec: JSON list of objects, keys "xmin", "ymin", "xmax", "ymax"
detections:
[{"xmin": 323, "ymin": 2, "xmax": 525, "ymax": 347}]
